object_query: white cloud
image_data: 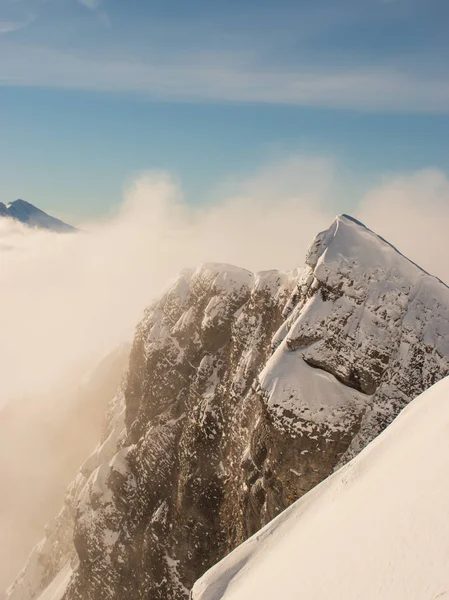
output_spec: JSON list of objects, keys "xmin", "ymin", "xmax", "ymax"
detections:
[
  {"xmin": 356, "ymin": 169, "xmax": 449, "ymax": 281},
  {"xmin": 0, "ymin": 157, "xmax": 334, "ymax": 406},
  {"xmin": 78, "ymin": 0, "xmax": 102, "ymax": 10},
  {"xmin": 0, "ymin": 15, "xmax": 34, "ymax": 34},
  {"xmin": 76, "ymin": 0, "xmax": 110, "ymax": 27},
  {"xmin": 1, "ymin": 157, "xmax": 448, "ymax": 410},
  {"xmin": 0, "ymin": 42, "xmax": 448, "ymax": 113}
]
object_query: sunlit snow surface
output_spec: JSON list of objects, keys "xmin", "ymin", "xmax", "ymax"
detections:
[{"xmin": 193, "ymin": 376, "xmax": 449, "ymax": 600}]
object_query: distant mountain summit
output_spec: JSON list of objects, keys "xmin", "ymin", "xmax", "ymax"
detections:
[{"xmin": 0, "ymin": 199, "xmax": 76, "ymax": 233}]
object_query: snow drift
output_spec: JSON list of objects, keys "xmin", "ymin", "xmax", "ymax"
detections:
[{"xmin": 192, "ymin": 376, "xmax": 449, "ymax": 600}]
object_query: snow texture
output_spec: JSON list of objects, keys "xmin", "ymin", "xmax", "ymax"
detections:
[{"xmin": 192, "ymin": 376, "xmax": 449, "ymax": 600}]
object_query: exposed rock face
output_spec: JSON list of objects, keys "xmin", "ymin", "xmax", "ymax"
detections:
[{"xmin": 8, "ymin": 215, "xmax": 449, "ymax": 600}]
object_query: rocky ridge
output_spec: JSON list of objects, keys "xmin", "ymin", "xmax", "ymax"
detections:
[{"xmin": 7, "ymin": 214, "xmax": 449, "ymax": 600}]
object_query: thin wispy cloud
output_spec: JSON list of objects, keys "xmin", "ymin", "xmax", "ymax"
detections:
[
  {"xmin": 0, "ymin": 15, "xmax": 34, "ymax": 35},
  {"xmin": 0, "ymin": 42, "xmax": 447, "ymax": 113},
  {"xmin": 77, "ymin": 0, "xmax": 110, "ymax": 28},
  {"xmin": 78, "ymin": 0, "xmax": 102, "ymax": 10},
  {"xmin": 0, "ymin": 0, "xmax": 446, "ymax": 113}
]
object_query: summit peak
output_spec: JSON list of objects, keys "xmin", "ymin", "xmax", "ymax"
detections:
[{"xmin": 1, "ymin": 199, "xmax": 76, "ymax": 233}]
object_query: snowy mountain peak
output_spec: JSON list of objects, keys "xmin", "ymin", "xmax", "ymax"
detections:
[
  {"xmin": 6, "ymin": 199, "xmax": 34, "ymax": 210},
  {"xmin": 307, "ymin": 213, "xmax": 447, "ymax": 288},
  {"xmin": 0, "ymin": 199, "xmax": 76, "ymax": 233}
]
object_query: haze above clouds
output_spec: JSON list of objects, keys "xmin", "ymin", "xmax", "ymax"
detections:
[{"xmin": 1, "ymin": 157, "xmax": 448, "ymax": 408}]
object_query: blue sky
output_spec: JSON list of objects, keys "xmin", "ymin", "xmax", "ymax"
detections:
[{"xmin": 0, "ymin": 0, "xmax": 448, "ymax": 220}]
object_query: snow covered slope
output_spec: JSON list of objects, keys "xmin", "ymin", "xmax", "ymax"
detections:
[
  {"xmin": 0, "ymin": 200, "xmax": 76, "ymax": 232},
  {"xmin": 192, "ymin": 376, "xmax": 449, "ymax": 600},
  {"xmin": 8, "ymin": 215, "xmax": 449, "ymax": 600}
]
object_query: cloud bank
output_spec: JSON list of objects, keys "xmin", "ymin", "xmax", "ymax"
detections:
[
  {"xmin": 78, "ymin": 0, "xmax": 102, "ymax": 9},
  {"xmin": 0, "ymin": 15, "xmax": 34, "ymax": 35},
  {"xmin": 1, "ymin": 0, "xmax": 447, "ymax": 113},
  {"xmin": 1, "ymin": 42, "xmax": 448, "ymax": 113},
  {"xmin": 0, "ymin": 158, "xmax": 448, "ymax": 409},
  {"xmin": 357, "ymin": 168, "xmax": 449, "ymax": 284}
]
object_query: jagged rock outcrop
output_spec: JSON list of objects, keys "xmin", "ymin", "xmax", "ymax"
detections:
[{"xmin": 8, "ymin": 215, "xmax": 449, "ymax": 600}]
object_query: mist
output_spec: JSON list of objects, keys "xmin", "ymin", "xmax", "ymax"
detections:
[
  {"xmin": 1, "ymin": 159, "xmax": 449, "ymax": 407},
  {"xmin": 0, "ymin": 158, "xmax": 330, "ymax": 406}
]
